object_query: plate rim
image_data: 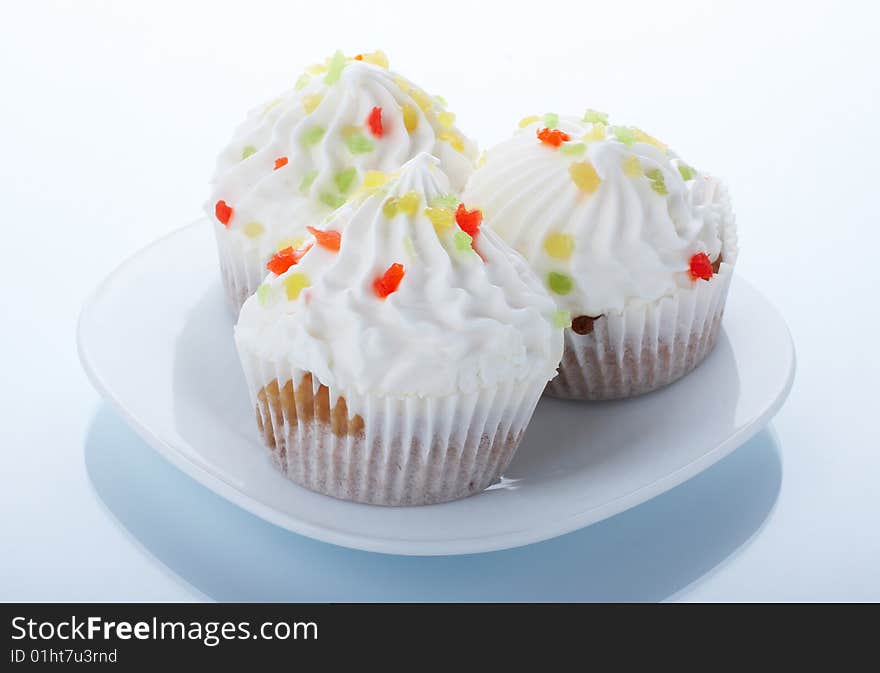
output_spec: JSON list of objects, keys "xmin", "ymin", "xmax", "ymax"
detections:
[{"xmin": 77, "ymin": 221, "xmax": 796, "ymax": 556}]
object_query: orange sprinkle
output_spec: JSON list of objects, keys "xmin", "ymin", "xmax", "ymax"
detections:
[
  {"xmin": 274, "ymin": 157, "xmax": 288, "ymax": 170},
  {"xmin": 266, "ymin": 243, "xmax": 313, "ymax": 275},
  {"xmin": 306, "ymin": 226, "xmax": 341, "ymax": 252},
  {"xmin": 537, "ymin": 127, "xmax": 570, "ymax": 148}
]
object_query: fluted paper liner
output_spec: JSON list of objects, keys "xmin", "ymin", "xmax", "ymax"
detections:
[
  {"xmin": 214, "ymin": 221, "xmax": 266, "ymax": 314},
  {"xmin": 237, "ymin": 348, "xmax": 546, "ymax": 506}
]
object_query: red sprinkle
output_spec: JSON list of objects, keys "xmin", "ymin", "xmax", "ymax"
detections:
[
  {"xmin": 367, "ymin": 106, "xmax": 384, "ymax": 137},
  {"xmin": 215, "ymin": 200, "xmax": 232, "ymax": 226},
  {"xmin": 274, "ymin": 157, "xmax": 288, "ymax": 170},
  {"xmin": 266, "ymin": 243, "xmax": 313, "ymax": 275},
  {"xmin": 307, "ymin": 226, "xmax": 341, "ymax": 252},
  {"xmin": 455, "ymin": 203, "xmax": 483, "ymax": 238},
  {"xmin": 373, "ymin": 263, "xmax": 405, "ymax": 298},
  {"xmin": 537, "ymin": 127, "xmax": 570, "ymax": 147},
  {"xmin": 689, "ymin": 252, "xmax": 714, "ymax": 281}
]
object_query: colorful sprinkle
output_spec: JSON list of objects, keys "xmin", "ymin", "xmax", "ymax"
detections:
[
  {"xmin": 367, "ymin": 107, "xmax": 384, "ymax": 137},
  {"xmin": 361, "ymin": 170, "xmax": 388, "ymax": 191},
  {"xmin": 455, "ymin": 203, "xmax": 483, "ymax": 237},
  {"xmin": 454, "ymin": 230, "xmax": 474, "ymax": 252},
  {"xmin": 334, "ymin": 167, "xmax": 357, "ymax": 194},
  {"xmin": 397, "ymin": 191, "xmax": 421, "ymax": 215},
  {"xmin": 424, "ymin": 207, "xmax": 455, "ymax": 233},
  {"xmin": 323, "ymin": 50, "xmax": 346, "ymax": 85},
  {"xmin": 623, "ymin": 156, "xmax": 642, "ymax": 177},
  {"xmin": 215, "ymin": 200, "xmax": 232, "ymax": 226},
  {"xmin": 613, "ymin": 126, "xmax": 636, "ymax": 145},
  {"xmin": 633, "ymin": 128, "xmax": 667, "ymax": 150},
  {"xmin": 274, "ymin": 157, "xmax": 288, "ymax": 170},
  {"xmin": 358, "ymin": 50, "xmax": 389, "ymax": 68},
  {"xmin": 583, "ymin": 123, "xmax": 606, "ymax": 143},
  {"xmin": 543, "ymin": 113, "xmax": 559, "ymax": 128},
  {"xmin": 266, "ymin": 244, "xmax": 312, "ymax": 275},
  {"xmin": 243, "ymin": 221, "xmax": 265, "ymax": 238},
  {"xmin": 544, "ymin": 232, "xmax": 575, "ymax": 260},
  {"xmin": 689, "ymin": 252, "xmax": 713, "ymax": 281},
  {"xmin": 303, "ymin": 93, "xmax": 323, "ymax": 114},
  {"xmin": 345, "ymin": 133, "xmax": 374, "ymax": 154},
  {"xmin": 678, "ymin": 163, "xmax": 696, "ymax": 181},
  {"xmin": 402, "ymin": 103, "xmax": 419, "ymax": 132},
  {"xmin": 431, "ymin": 193, "xmax": 459, "ymax": 209},
  {"xmin": 646, "ymin": 168, "xmax": 668, "ymax": 195},
  {"xmin": 438, "ymin": 110, "xmax": 455, "ymax": 127},
  {"xmin": 241, "ymin": 145, "xmax": 257, "ymax": 160},
  {"xmin": 284, "ymin": 272, "xmax": 311, "ymax": 300},
  {"xmin": 382, "ymin": 197, "xmax": 399, "ymax": 218},
  {"xmin": 299, "ymin": 169, "xmax": 319, "ymax": 193},
  {"xmin": 294, "ymin": 74, "xmax": 310, "ymax": 91},
  {"xmin": 478, "ymin": 151, "xmax": 487, "ymax": 167},
  {"xmin": 537, "ymin": 127, "xmax": 570, "ymax": 148},
  {"xmin": 306, "ymin": 63, "xmax": 328, "ymax": 75},
  {"xmin": 518, "ymin": 115, "xmax": 540, "ymax": 128},
  {"xmin": 551, "ymin": 309, "xmax": 572, "ymax": 329},
  {"xmin": 373, "ymin": 263, "xmax": 405, "ymax": 298},
  {"xmin": 569, "ymin": 161, "xmax": 602, "ymax": 193},
  {"xmin": 256, "ymin": 283, "xmax": 272, "ymax": 306},
  {"xmin": 583, "ymin": 109, "xmax": 609, "ymax": 124},
  {"xmin": 320, "ymin": 192, "xmax": 346, "ymax": 209},
  {"xmin": 434, "ymin": 95, "xmax": 448, "ymax": 107},
  {"xmin": 559, "ymin": 142, "xmax": 586, "ymax": 157},
  {"xmin": 301, "ymin": 126, "xmax": 325, "ymax": 147},
  {"xmin": 306, "ymin": 226, "xmax": 341, "ymax": 251},
  {"xmin": 410, "ymin": 88, "xmax": 433, "ymax": 113},
  {"xmin": 438, "ymin": 130, "xmax": 464, "ymax": 152},
  {"xmin": 548, "ymin": 271, "xmax": 573, "ymax": 295}
]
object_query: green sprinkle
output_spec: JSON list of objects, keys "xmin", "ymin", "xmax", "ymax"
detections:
[
  {"xmin": 678, "ymin": 163, "xmax": 696, "ymax": 181},
  {"xmin": 434, "ymin": 95, "xmax": 448, "ymax": 107},
  {"xmin": 334, "ymin": 167, "xmax": 358, "ymax": 194},
  {"xmin": 613, "ymin": 126, "xmax": 636, "ymax": 145},
  {"xmin": 301, "ymin": 126, "xmax": 325, "ymax": 147},
  {"xmin": 257, "ymin": 283, "xmax": 272, "ymax": 306},
  {"xmin": 552, "ymin": 309, "xmax": 572, "ymax": 329},
  {"xmin": 324, "ymin": 50, "xmax": 346, "ymax": 85},
  {"xmin": 583, "ymin": 109, "xmax": 609, "ymax": 124},
  {"xmin": 299, "ymin": 169, "xmax": 318, "ymax": 193},
  {"xmin": 344, "ymin": 133, "xmax": 374, "ymax": 154},
  {"xmin": 559, "ymin": 142, "xmax": 586, "ymax": 156},
  {"xmin": 543, "ymin": 112, "xmax": 559, "ymax": 129},
  {"xmin": 241, "ymin": 145, "xmax": 257, "ymax": 160},
  {"xmin": 454, "ymin": 230, "xmax": 474, "ymax": 252},
  {"xmin": 320, "ymin": 192, "xmax": 346, "ymax": 209},
  {"xmin": 548, "ymin": 271, "xmax": 573, "ymax": 295},
  {"xmin": 646, "ymin": 169, "xmax": 668, "ymax": 195},
  {"xmin": 294, "ymin": 73, "xmax": 310, "ymax": 91},
  {"xmin": 431, "ymin": 193, "xmax": 459, "ymax": 209}
]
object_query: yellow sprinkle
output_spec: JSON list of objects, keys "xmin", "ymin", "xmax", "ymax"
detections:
[
  {"xmin": 361, "ymin": 170, "xmax": 388, "ymax": 190},
  {"xmin": 623, "ymin": 156, "xmax": 642, "ymax": 177},
  {"xmin": 438, "ymin": 130, "xmax": 464, "ymax": 152},
  {"xmin": 543, "ymin": 232, "xmax": 575, "ymax": 260},
  {"xmin": 424, "ymin": 207, "xmax": 455, "ymax": 233},
  {"xmin": 362, "ymin": 50, "xmax": 389, "ymax": 68},
  {"xmin": 518, "ymin": 115, "xmax": 540, "ymax": 128},
  {"xmin": 393, "ymin": 76, "xmax": 412, "ymax": 94},
  {"xmin": 633, "ymin": 128, "xmax": 667, "ymax": 150},
  {"xmin": 478, "ymin": 151, "xmax": 487, "ymax": 167},
  {"xmin": 397, "ymin": 191, "xmax": 420, "ymax": 215},
  {"xmin": 306, "ymin": 63, "xmax": 328, "ymax": 75},
  {"xmin": 570, "ymin": 161, "xmax": 602, "ymax": 193},
  {"xmin": 410, "ymin": 88, "xmax": 433, "ymax": 113},
  {"xmin": 243, "ymin": 221, "xmax": 265, "ymax": 238},
  {"xmin": 340, "ymin": 124, "xmax": 362, "ymax": 137},
  {"xmin": 284, "ymin": 273, "xmax": 311, "ymax": 300},
  {"xmin": 402, "ymin": 103, "xmax": 419, "ymax": 132},
  {"xmin": 276, "ymin": 236, "xmax": 305, "ymax": 252},
  {"xmin": 262, "ymin": 98, "xmax": 283, "ymax": 115},
  {"xmin": 383, "ymin": 197, "xmax": 399, "ymax": 218},
  {"xmin": 437, "ymin": 110, "xmax": 456, "ymax": 127},
  {"xmin": 583, "ymin": 123, "xmax": 606, "ymax": 143},
  {"xmin": 303, "ymin": 93, "xmax": 323, "ymax": 114}
]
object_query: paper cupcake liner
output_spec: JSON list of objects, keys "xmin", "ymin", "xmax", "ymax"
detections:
[
  {"xmin": 213, "ymin": 221, "xmax": 265, "ymax": 315},
  {"xmin": 236, "ymin": 350, "xmax": 546, "ymax": 506},
  {"xmin": 545, "ymin": 262, "xmax": 733, "ymax": 400}
]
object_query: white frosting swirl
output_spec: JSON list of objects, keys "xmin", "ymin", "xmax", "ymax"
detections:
[
  {"xmin": 235, "ymin": 153, "xmax": 563, "ymax": 398},
  {"xmin": 462, "ymin": 114, "xmax": 735, "ymax": 317},
  {"xmin": 207, "ymin": 53, "xmax": 478, "ymax": 265}
]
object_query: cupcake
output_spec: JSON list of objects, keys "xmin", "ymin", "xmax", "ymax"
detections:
[
  {"xmin": 463, "ymin": 112, "xmax": 738, "ymax": 400},
  {"xmin": 234, "ymin": 153, "xmax": 564, "ymax": 505},
  {"xmin": 207, "ymin": 50, "xmax": 478, "ymax": 312}
]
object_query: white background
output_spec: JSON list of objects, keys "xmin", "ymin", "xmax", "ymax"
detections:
[{"xmin": 1, "ymin": 0, "xmax": 878, "ymax": 601}]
